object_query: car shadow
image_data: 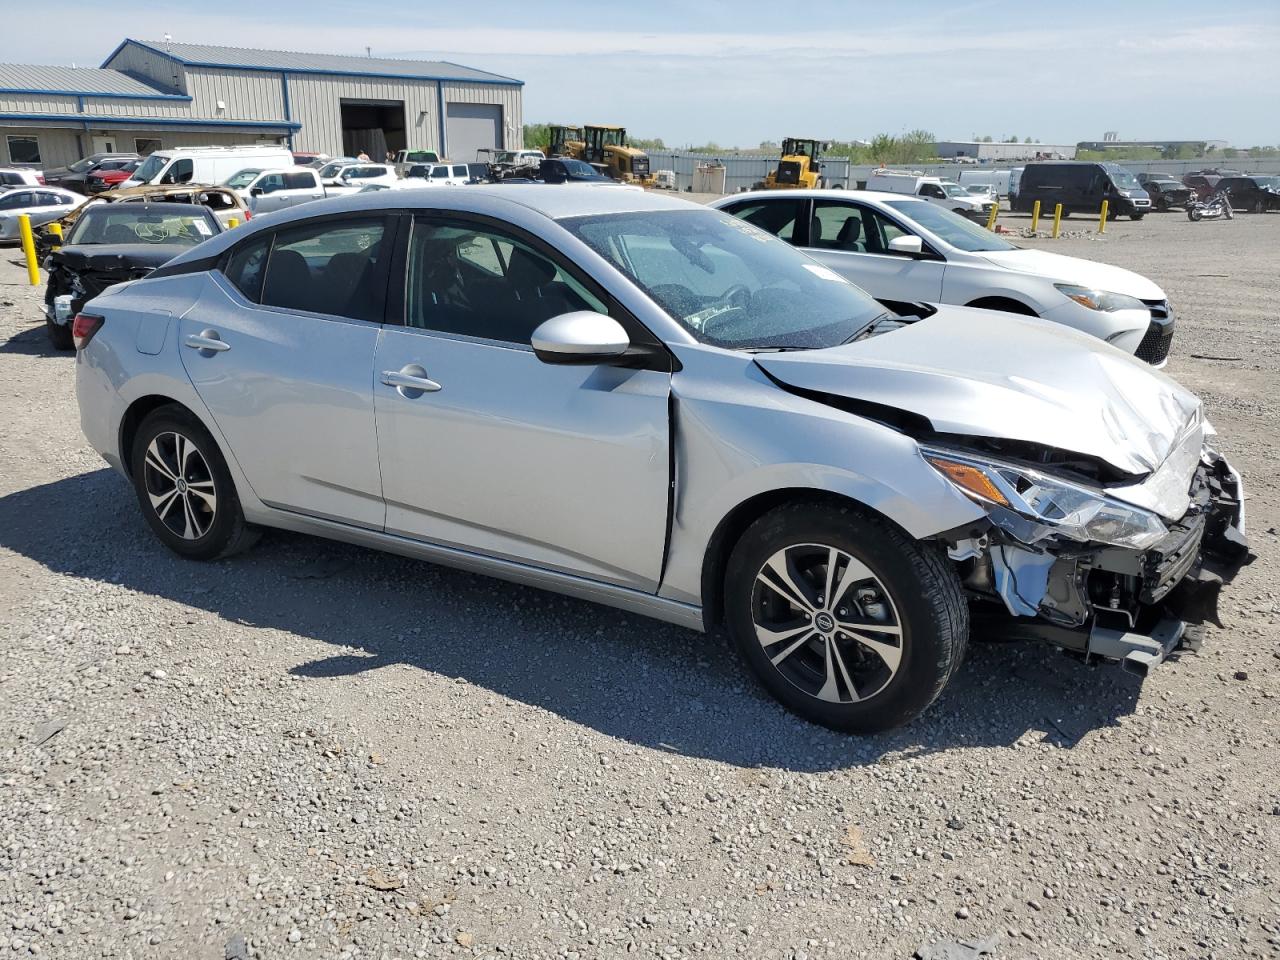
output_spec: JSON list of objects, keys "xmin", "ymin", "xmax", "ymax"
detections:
[
  {"xmin": 0, "ymin": 321, "xmax": 64, "ymax": 359},
  {"xmin": 0, "ymin": 469, "xmax": 1146, "ymax": 772}
]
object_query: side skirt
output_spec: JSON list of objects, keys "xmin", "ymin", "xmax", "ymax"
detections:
[{"xmin": 252, "ymin": 507, "xmax": 707, "ymax": 633}]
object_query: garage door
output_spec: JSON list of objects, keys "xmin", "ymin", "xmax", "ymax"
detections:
[{"xmin": 445, "ymin": 103, "xmax": 503, "ymax": 163}]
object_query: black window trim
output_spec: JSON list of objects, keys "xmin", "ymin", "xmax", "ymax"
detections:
[
  {"xmin": 209, "ymin": 210, "xmax": 398, "ymax": 327},
  {"xmin": 387, "ymin": 209, "xmax": 677, "ymax": 373}
]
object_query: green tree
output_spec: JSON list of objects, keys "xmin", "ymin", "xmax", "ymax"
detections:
[{"xmin": 523, "ymin": 123, "xmax": 551, "ymax": 150}]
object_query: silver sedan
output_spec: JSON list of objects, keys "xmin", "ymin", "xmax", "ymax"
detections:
[
  {"xmin": 0, "ymin": 186, "xmax": 82, "ymax": 240},
  {"xmin": 73, "ymin": 187, "xmax": 1248, "ymax": 733}
]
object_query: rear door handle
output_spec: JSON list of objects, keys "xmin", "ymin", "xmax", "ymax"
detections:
[
  {"xmin": 184, "ymin": 331, "xmax": 230, "ymax": 353},
  {"xmin": 381, "ymin": 365, "xmax": 441, "ymax": 397}
]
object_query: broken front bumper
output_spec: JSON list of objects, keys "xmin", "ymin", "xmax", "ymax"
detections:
[{"xmin": 968, "ymin": 452, "xmax": 1251, "ymax": 673}]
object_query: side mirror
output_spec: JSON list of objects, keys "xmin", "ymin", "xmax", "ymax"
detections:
[
  {"xmin": 888, "ymin": 235, "xmax": 924, "ymax": 255},
  {"xmin": 250, "ymin": 187, "xmax": 264, "ymax": 197},
  {"xmin": 531, "ymin": 312, "xmax": 630, "ymax": 365}
]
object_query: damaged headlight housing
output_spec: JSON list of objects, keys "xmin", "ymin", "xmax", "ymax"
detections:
[
  {"xmin": 1053, "ymin": 283, "xmax": 1146, "ymax": 313},
  {"xmin": 922, "ymin": 448, "xmax": 1168, "ymax": 550}
]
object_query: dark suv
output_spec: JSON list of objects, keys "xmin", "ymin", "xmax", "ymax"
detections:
[
  {"xmin": 1136, "ymin": 173, "xmax": 1191, "ymax": 211},
  {"xmin": 1214, "ymin": 176, "xmax": 1280, "ymax": 214}
]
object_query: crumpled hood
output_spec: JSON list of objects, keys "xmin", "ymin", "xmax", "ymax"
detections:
[
  {"xmin": 755, "ymin": 306, "xmax": 1200, "ymax": 478},
  {"xmin": 979, "ymin": 248, "xmax": 1165, "ymax": 301}
]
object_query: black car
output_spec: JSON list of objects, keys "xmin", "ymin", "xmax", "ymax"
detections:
[
  {"xmin": 1214, "ymin": 176, "xmax": 1280, "ymax": 214},
  {"xmin": 536, "ymin": 158, "xmax": 614, "ymax": 184},
  {"xmin": 42, "ymin": 153, "xmax": 140, "ymax": 194},
  {"xmin": 43, "ymin": 202, "xmax": 222, "ymax": 349},
  {"xmin": 1136, "ymin": 173, "xmax": 1191, "ymax": 211}
]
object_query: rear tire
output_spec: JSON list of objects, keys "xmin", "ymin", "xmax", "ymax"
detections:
[
  {"xmin": 1188, "ymin": 207, "xmax": 1202, "ymax": 222},
  {"xmin": 129, "ymin": 406, "xmax": 258, "ymax": 561},
  {"xmin": 1131, "ymin": 213, "xmax": 1145, "ymax": 221},
  {"xmin": 45, "ymin": 316, "xmax": 73, "ymax": 350},
  {"xmin": 724, "ymin": 501, "xmax": 968, "ymax": 734}
]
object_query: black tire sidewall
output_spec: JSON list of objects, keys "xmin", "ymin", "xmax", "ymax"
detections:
[
  {"xmin": 45, "ymin": 317, "xmax": 73, "ymax": 350},
  {"xmin": 724, "ymin": 504, "xmax": 963, "ymax": 733},
  {"xmin": 129, "ymin": 408, "xmax": 244, "ymax": 561}
]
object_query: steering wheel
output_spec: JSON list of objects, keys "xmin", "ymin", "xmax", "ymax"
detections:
[{"xmin": 699, "ymin": 284, "xmax": 753, "ymax": 337}]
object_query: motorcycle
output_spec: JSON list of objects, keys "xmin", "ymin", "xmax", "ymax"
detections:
[{"xmin": 1187, "ymin": 190, "xmax": 1234, "ymax": 222}]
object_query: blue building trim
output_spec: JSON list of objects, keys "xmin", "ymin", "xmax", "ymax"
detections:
[
  {"xmin": 436, "ymin": 84, "xmax": 447, "ymax": 158},
  {"xmin": 0, "ymin": 112, "xmax": 300, "ymax": 130},
  {"xmin": 0, "ymin": 86, "xmax": 191, "ymax": 102},
  {"xmin": 107, "ymin": 38, "xmax": 523, "ymax": 87},
  {"xmin": 280, "ymin": 72, "xmax": 294, "ymax": 149}
]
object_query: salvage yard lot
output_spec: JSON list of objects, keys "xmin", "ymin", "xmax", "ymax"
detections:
[{"xmin": 1, "ymin": 210, "xmax": 1277, "ymax": 959}]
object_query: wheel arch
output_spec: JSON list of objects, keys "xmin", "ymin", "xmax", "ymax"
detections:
[
  {"xmin": 964, "ymin": 295, "xmax": 1039, "ymax": 317},
  {"xmin": 699, "ymin": 488, "xmax": 916, "ymax": 631}
]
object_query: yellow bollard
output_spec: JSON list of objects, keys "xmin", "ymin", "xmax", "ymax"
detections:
[
  {"xmin": 1098, "ymin": 199, "xmax": 1109, "ymax": 234},
  {"xmin": 47, "ymin": 221, "xmax": 63, "ymax": 252},
  {"xmin": 17, "ymin": 215, "xmax": 39, "ymax": 286},
  {"xmin": 227, "ymin": 218, "xmax": 240, "ymax": 229},
  {"xmin": 985, "ymin": 201, "xmax": 999, "ymax": 231},
  {"xmin": 1031, "ymin": 199, "xmax": 1041, "ymax": 232},
  {"xmin": 1051, "ymin": 203, "xmax": 1063, "ymax": 238}
]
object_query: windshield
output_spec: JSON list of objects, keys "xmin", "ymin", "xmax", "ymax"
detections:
[
  {"xmin": 65, "ymin": 206, "xmax": 218, "ymax": 246},
  {"xmin": 1252, "ymin": 176, "xmax": 1279, "ymax": 190},
  {"xmin": 319, "ymin": 161, "xmax": 346, "ymax": 178},
  {"xmin": 68, "ymin": 158, "xmax": 98, "ymax": 173},
  {"xmin": 561, "ymin": 159, "xmax": 603, "ymax": 178},
  {"xmin": 940, "ymin": 182, "xmax": 968, "ymax": 198},
  {"xmin": 884, "ymin": 200, "xmax": 1017, "ymax": 252},
  {"xmin": 132, "ymin": 154, "xmax": 167, "ymax": 182},
  {"xmin": 964, "ymin": 185, "xmax": 989, "ymax": 194},
  {"xmin": 1104, "ymin": 165, "xmax": 1142, "ymax": 190},
  {"xmin": 223, "ymin": 169, "xmax": 263, "ymax": 189},
  {"xmin": 563, "ymin": 209, "xmax": 887, "ymax": 351}
]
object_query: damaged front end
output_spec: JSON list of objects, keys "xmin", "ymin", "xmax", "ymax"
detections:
[{"xmin": 924, "ymin": 427, "xmax": 1251, "ymax": 676}]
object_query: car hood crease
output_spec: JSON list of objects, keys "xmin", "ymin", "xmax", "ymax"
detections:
[{"xmin": 754, "ymin": 312, "xmax": 1200, "ymax": 477}]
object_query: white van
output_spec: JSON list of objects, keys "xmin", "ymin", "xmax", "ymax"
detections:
[
  {"xmin": 402, "ymin": 162, "xmax": 472, "ymax": 186},
  {"xmin": 865, "ymin": 171, "xmax": 994, "ymax": 220},
  {"xmin": 957, "ymin": 168, "xmax": 1015, "ymax": 198},
  {"xmin": 393, "ymin": 149, "xmax": 442, "ymax": 178},
  {"xmin": 121, "ymin": 145, "xmax": 294, "ymax": 189},
  {"xmin": 223, "ymin": 166, "xmax": 327, "ymax": 215}
]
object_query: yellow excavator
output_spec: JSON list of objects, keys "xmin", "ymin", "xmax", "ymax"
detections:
[
  {"xmin": 759, "ymin": 138, "xmax": 828, "ymax": 189},
  {"xmin": 580, "ymin": 125, "xmax": 654, "ymax": 186}
]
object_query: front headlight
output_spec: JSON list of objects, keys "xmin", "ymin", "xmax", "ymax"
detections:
[
  {"xmin": 922, "ymin": 447, "xmax": 1168, "ymax": 550},
  {"xmin": 1054, "ymin": 283, "xmax": 1146, "ymax": 313}
]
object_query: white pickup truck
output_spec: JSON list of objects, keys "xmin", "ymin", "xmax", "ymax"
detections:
[
  {"xmin": 865, "ymin": 171, "xmax": 995, "ymax": 221},
  {"xmin": 224, "ymin": 166, "xmax": 327, "ymax": 215},
  {"xmin": 321, "ymin": 164, "xmax": 400, "ymax": 197}
]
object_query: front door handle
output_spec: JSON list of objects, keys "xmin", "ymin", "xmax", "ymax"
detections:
[
  {"xmin": 381, "ymin": 364, "xmax": 441, "ymax": 398},
  {"xmin": 184, "ymin": 330, "xmax": 230, "ymax": 353}
]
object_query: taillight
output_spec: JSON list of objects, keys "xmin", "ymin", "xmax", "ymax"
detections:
[
  {"xmin": 71, "ymin": 313, "xmax": 104, "ymax": 350},
  {"xmin": 243, "ymin": 210, "xmax": 252, "ymax": 220}
]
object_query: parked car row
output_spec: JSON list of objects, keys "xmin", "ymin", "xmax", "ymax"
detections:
[{"xmin": 67, "ymin": 186, "xmax": 1249, "ymax": 734}]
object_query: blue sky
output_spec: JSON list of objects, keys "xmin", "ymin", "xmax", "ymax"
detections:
[{"xmin": 7, "ymin": 0, "xmax": 1278, "ymax": 147}]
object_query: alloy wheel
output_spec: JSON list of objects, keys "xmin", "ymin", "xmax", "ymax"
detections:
[
  {"xmin": 142, "ymin": 432, "xmax": 217, "ymax": 541},
  {"xmin": 751, "ymin": 543, "xmax": 903, "ymax": 704}
]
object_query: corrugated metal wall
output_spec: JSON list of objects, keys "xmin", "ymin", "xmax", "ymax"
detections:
[
  {"xmin": 285, "ymin": 74, "xmax": 438, "ymax": 156},
  {"xmin": 0, "ymin": 127, "xmax": 80, "ymax": 168},
  {"xmin": 185, "ymin": 67, "xmax": 284, "ymax": 122},
  {"xmin": 103, "ymin": 43, "xmax": 186, "ymax": 95},
  {"xmin": 441, "ymin": 82, "xmax": 523, "ymax": 151}
]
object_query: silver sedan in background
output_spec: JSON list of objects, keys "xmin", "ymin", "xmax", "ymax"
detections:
[
  {"xmin": 72, "ymin": 187, "xmax": 1248, "ymax": 733},
  {"xmin": 0, "ymin": 186, "xmax": 82, "ymax": 241}
]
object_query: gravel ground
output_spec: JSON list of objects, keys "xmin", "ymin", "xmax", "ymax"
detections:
[{"xmin": 1, "ymin": 209, "xmax": 1278, "ymax": 960}]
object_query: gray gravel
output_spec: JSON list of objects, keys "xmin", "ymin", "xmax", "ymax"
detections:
[{"xmin": 1, "ymin": 210, "xmax": 1279, "ymax": 960}]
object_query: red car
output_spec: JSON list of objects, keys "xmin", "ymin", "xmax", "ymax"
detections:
[{"xmin": 85, "ymin": 159, "xmax": 141, "ymax": 194}]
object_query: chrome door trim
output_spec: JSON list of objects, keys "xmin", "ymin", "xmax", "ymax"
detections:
[{"xmin": 254, "ymin": 504, "xmax": 706, "ymax": 632}]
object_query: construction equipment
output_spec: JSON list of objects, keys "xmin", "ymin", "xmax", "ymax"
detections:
[
  {"xmin": 758, "ymin": 138, "xmax": 828, "ymax": 190},
  {"xmin": 546, "ymin": 125, "xmax": 585, "ymax": 159},
  {"xmin": 581, "ymin": 125, "xmax": 654, "ymax": 186}
]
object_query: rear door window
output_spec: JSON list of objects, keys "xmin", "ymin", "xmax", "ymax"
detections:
[
  {"xmin": 720, "ymin": 198, "xmax": 805, "ymax": 243},
  {"xmin": 259, "ymin": 217, "xmax": 389, "ymax": 322},
  {"xmin": 284, "ymin": 171, "xmax": 317, "ymax": 189}
]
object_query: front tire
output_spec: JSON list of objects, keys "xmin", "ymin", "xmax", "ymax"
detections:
[
  {"xmin": 724, "ymin": 502, "xmax": 968, "ymax": 734},
  {"xmin": 129, "ymin": 406, "xmax": 258, "ymax": 561}
]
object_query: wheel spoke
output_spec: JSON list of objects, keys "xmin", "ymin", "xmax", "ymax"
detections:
[
  {"xmin": 829, "ymin": 554, "xmax": 874, "ymax": 612},
  {"xmin": 186, "ymin": 479, "xmax": 217, "ymax": 510},
  {"xmin": 755, "ymin": 622, "xmax": 811, "ymax": 650},
  {"xmin": 846, "ymin": 630, "xmax": 902, "ymax": 674},
  {"xmin": 145, "ymin": 445, "xmax": 177, "ymax": 482},
  {"xmin": 769, "ymin": 630, "xmax": 815, "ymax": 667},
  {"xmin": 149, "ymin": 487, "xmax": 180, "ymax": 518},
  {"xmin": 181, "ymin": 494, "xmax": 199, "ymax": 539},
  {"xmin": 759, "ymin": 549, "xmax": 817, "ymax": 611},
  {"xmin": 176, "ymin": 434, "xmax": 195, "ymax": 477},
  {"xmin": 833, "ymin": 617, "xmax": 901, "ymax": 636},
  {"xmin": 817, "ymin": 636, "xmax": 860, "ymax": 703}
]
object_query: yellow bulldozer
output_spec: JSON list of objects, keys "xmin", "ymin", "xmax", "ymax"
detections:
[
  {"xmin": 758, "ymin": 138, "xmax": 828, "ymax": 189},
  {"xmin": 546, "ymin": 125, "xmax": 584, "ymax": 158},
  {"xmin": 580, "ymin": 125, "xmax": 654, "ymax": 186}
]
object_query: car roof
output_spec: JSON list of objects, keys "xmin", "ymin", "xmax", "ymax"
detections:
[{"xmin": 713, "ymin": 188, "xmax": 926, "ymax": 206}]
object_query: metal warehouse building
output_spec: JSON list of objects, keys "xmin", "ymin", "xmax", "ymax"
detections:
[
  {"xmin": 0, "ymin": 39, "xmax": 523, "ymax": 169},
  {"xmin": 935, "ymin": 140, "xmax": 1077, "ymax": 161}
]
